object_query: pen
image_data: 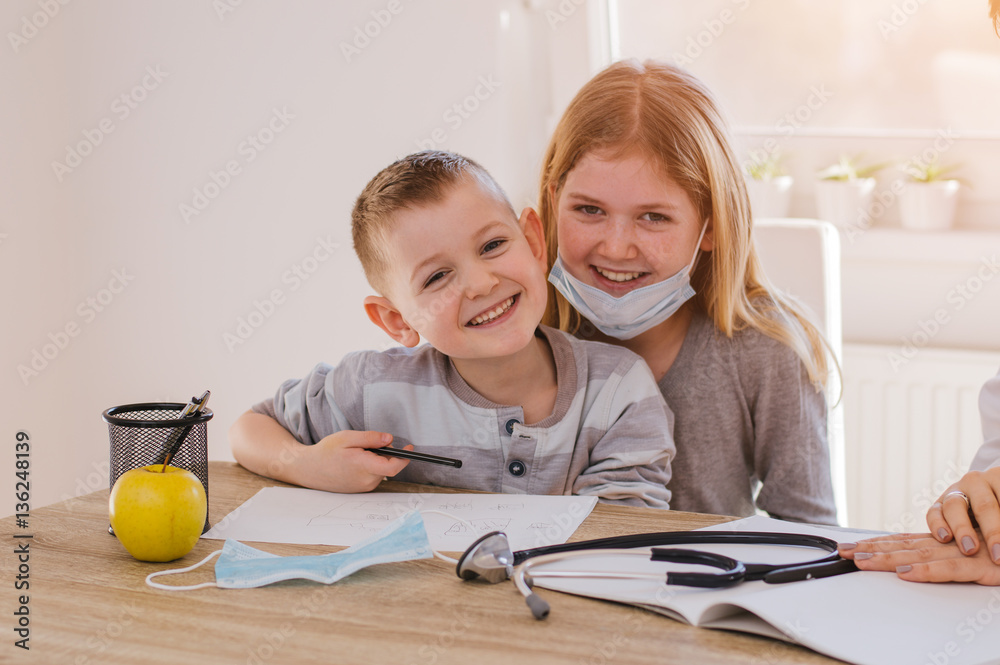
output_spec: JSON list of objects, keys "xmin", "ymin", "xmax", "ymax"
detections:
[
  {"xmin": 372, "ymin": 446, "xmax": 463, "ymax": 468},
  {"xmin": 160, "ymin": 390, "xmax": 211, "ymax": 471}
]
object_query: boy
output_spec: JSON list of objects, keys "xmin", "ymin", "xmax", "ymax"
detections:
[{"xmin": 230, "ymin": 151, "xmax": 674, "ymax": 507}]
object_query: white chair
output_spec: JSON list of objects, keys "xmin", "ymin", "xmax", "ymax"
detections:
[{"xmin": 752, "ymin": 218, "xmax": 847, "ymax": 526}]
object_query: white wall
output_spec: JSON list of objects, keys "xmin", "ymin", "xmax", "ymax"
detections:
[{"xmin": 1, "ymin": 0, "xmax": 598, "ymax": 509}]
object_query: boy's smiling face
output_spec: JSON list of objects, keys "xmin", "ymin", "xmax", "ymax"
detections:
[{"xmin": 364, "ymin": 177, "xmax": 549, "ymax": 361}]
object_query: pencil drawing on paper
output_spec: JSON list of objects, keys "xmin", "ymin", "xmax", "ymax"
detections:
[
  {"xmin": 304, "ymin": 500, "xmax": 518, "ymax": 538},
  {"xmin": 307, "ymin": 501, "xmax": 398, "ymax": 533},
  {"xmin": 489, "ymin": 502, "xmax": 525, "ymax": 511},
  {"xmin": 443, "ymin": 518, "xmax": 511, "ymax": 537},
  {"xmin": 204, "ymin": 487, "xmax": 599, "ymax": 550},
  {"xmin": 434, "ymin": 500, "xmax": 473, "ymax": 511}
]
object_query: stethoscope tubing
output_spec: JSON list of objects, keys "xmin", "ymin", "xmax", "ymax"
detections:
[
  {"xmin": 515, "ymin": 547, "xmax": 749, "ymax": 594},
  {"xmin": 514, "ymin": 531, "xmax": 841, "ymax": 565},
  {"xmin": 512, "ymin": 530, "xmax": 855, "ymax": 583},
  {"xmin": 458, "ymin": 529, "xmax": 859, "ymax": 621}
]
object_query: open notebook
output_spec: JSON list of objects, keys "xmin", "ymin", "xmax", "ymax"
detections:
[{"xmin": 533, "ymin": 515, "xmax": 1000, "ymax": 665}]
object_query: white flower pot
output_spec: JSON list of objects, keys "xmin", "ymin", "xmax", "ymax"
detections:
[
  {"xmin": 814, "ymin": 178, "xmax": 877, "ymax": 230},
  {"xmin": 899, "ymin": 180, "xmax": 960, "ymax": 231},
  {"xmin": 746, "ymin": 176, "xmax": 793, "ymax": 218}
]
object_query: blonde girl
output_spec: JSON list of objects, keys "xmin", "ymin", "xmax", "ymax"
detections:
[{"xmin": 538, "ymin": 59, "xmax": 837, "ymax": 523}]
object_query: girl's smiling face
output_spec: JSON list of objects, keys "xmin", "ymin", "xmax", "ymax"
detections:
[{"xmin": 553, "ymin": 150, "xmax": 712, "ymax": 297}]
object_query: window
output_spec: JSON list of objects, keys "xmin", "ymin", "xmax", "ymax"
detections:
[
  {"xmin": 609, "ymin": 0, "xmax": 1000, "ymax": 229},
  {"xmin": 614, "ymin": 0, "xmax": 1000, "ymax": 133}
]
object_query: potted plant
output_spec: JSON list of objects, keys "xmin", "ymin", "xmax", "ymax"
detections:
[
  {"xmin": 814, "ymin": 155, "xmax": 886, "ymax": 230},
  {"xmin": 744, "ymin": 151, "xmax": 793, "ymax": 218},
  {"xmin": 898, "ymin": 157, "xmax": 961, "ymax": 231}
]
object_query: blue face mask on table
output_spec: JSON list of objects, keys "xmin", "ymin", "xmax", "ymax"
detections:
[
  {"xmin": 548, "ymin": 222, "xmax": 708, "ymax": 340},
  {"xmin": 146, "ymin": 509, "xmax": 433, "ymax": 591}
]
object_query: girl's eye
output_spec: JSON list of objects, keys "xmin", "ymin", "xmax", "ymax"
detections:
[
  {"xmin": 641, "ymin": 212, "xmax": 669, "ymax": 223},
  {"xmin": 576, "ymin": 205, "xmax": 603, "ymax": 216},
  {"xmin": 482, "ymin": 238, "xmax": 507, "ymax": 254}
]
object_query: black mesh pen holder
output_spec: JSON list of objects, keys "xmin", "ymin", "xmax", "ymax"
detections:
[{"xmin": 102, "ymin": 402, "xmax": 213, "ymax": 534}]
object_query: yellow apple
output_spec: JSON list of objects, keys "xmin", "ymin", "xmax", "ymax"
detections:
[{"xmin": 109, "ymin": 465, "xmax": 207, "ymax": 562}]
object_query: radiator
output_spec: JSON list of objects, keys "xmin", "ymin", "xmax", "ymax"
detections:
[{"xmin": 842, "ymin": 344, "xmax": 1000, "ymax": 531}]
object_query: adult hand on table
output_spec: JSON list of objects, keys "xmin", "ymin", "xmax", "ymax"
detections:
[
  {"xmin": 925, "ymin": 467, "xmax": 1000, "ymax": 564},
  {"xmin": 839, "ymin": 533, "xmax": 1000, "ymax": 586}
]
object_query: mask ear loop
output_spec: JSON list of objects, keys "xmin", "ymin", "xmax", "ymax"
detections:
[
  {"xmin": 145, "ymin": 549, "xmax": 223, "ymax": 591},
  {"xmin": 420, "ymin": 509, "xmax": 479, "ymax": 565},
  {"xmin": 687, "ymin": 221, "xmax": 710, "ymax": 273}
]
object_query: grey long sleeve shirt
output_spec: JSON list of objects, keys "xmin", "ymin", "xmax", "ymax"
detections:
[
  {"xmin": 254, "ymin": 326, "xmax": 675, "ymax": 508},
  {"xmin": 659, "ymin": 310, "xmax": 837, "ymax": 525}
]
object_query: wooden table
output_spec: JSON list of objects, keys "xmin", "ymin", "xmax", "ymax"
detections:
[{"xmin": 2, "ymin": 462, "xmax": 840, "ymax": 664}]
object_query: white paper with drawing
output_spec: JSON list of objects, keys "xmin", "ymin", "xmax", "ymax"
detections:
[{"xmin": 203, "ymin": 487, "xmax": 598, "ymax": 550}]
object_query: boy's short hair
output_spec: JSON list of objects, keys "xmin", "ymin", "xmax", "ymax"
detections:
[{"xmin": 351, "ymin": 150, "xmax": 515, "ymax": 295}]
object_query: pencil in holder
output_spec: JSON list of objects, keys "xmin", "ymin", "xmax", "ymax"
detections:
[{"xmin": 102, "ymin": 402, "xmax": 212, "ymax": 534}]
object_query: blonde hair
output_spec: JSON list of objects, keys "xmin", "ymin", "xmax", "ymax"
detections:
[
  {"xmin": 352, "ymin": 150, "xmax": 513, "ymax": 295},
  {"xmin": 992, "ymin": 0, "xmax": 1000, "ymax": 36},
  {"xmin": 538, "ymin": 59, "xmax": 831, "ymax": 388}
]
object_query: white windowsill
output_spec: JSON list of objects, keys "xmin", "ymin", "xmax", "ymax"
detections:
[{"xmin": 839, "ymin": 227, "xmax": 1000, "ymax": 265}]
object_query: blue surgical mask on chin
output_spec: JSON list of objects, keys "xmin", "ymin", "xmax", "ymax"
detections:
[
  {"xmin": 146, "ymin": 509, "xmax": 433, "ymax": 591},
  {"xmin": 548, "ymin": 222, "xmax": 708, "ymax": 340}
]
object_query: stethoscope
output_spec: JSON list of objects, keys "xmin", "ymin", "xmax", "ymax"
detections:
[{"xmin": 454, "ymin": 529, "xmax": 859, "ymax": 620}]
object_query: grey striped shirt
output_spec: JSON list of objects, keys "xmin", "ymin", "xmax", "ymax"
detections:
[{"xmin": 253, "ymin": 326, "xmax": 675, "ymax": 507}]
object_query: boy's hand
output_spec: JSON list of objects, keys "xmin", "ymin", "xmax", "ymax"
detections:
[{"xmin": 304, "ymin": 431, "xmax": 411, "ymax": 493}]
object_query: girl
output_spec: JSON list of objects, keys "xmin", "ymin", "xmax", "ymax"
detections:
[{"xmin": 538, "ymin": 59, "xmax": 837, "ymax": 524}]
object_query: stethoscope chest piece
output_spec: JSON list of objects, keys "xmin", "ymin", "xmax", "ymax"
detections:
[{"xmin": 455, "ymin": 531, "xmax": 514, "ymax": 584}]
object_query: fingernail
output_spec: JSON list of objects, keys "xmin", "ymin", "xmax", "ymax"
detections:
[
  {"xmin": 896, "ymin": 565, "xmax": 912, "ymax": 574},
  {"xmin": 992, "ymin": 543, "xmax": 1000, "ymax": 563},
  {"xmin": 839, "ymin": 542, "xmax": 857, "ymax": 551},
  {"xmin": 382, "ymin": 433, "xmax": 392, "ymax": 443},
  {"xmin": 854, "ymin": 552, "xmax": 873, "ymax": 560},
  {"xmin": 961, "ymin": 536, "xmax": 975, "ymax": 554},
  {"xmin": 937, "ymin": 528, "xmax": 949, "ymax": 541}
]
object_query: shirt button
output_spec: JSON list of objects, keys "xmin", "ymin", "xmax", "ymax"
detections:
[
  {"xmin": 505, "ymin": 418, "xmax": 520, "ymax": 435},
  {"xmin": 508, "ymin": 460, "xmax": 526, "ymax": 477}
]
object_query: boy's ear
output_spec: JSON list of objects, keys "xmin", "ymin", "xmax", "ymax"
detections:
[
  {"xmin": 518, "ymin": 207, "xmax": 547, "ymax": 263},
  {"xmin": 363, "ymin": 296, "xmax": 421, "ymax": 348}
]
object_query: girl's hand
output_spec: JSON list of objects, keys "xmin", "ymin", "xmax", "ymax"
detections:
[
  {"xmin": 839, "ymin": 533, "xmax": 1000, "ymax": 585},
  {"xmin": 926, "ymin": 468, "xmax": 1000, "ymax": 564}
]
